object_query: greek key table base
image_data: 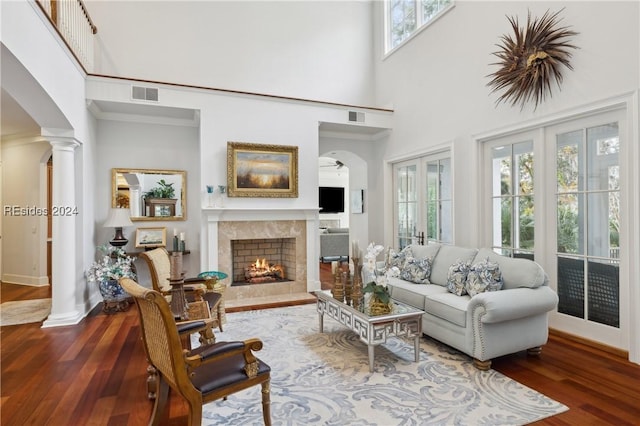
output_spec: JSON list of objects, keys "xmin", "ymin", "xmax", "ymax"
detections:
[{"xmin": 315, "ymin": 290, "xmax": 424, "ymax": 372}]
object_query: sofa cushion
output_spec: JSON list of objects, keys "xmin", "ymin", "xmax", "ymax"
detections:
[
  {"xmin": 386, "ymin": 277, "xmax": 448, "ymax": 310},
  {"xmin": 408, "ymin": 243, "xmax": 441, "ymax": 261},
  {"xmin": 388, "ymin": 246, "xmax": 413, "ymax": 269},
  {"xmin": 425, "ymin": 292, "xmax": 470, "ymax": 328},
  {"xmin": 400, "ymin": 256, "xmax": 433, "ymax": 284},
  {"xmin": 474, "ymin": 248, "xmax": 546, "ymax": 289},
  {"xmin": 465, "ymin": 257, "xmax": 504, "ymax": 297},
  {"xmin": 446, "ymin": 259, "xmax": 471, "ymax": 296},
  {"xmin": 430, "ymin": 245, "xmax": 478, "ymax": 286}
]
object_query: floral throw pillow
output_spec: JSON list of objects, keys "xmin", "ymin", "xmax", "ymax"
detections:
[
  {"xmin": 388, "ymin": 246, "xmax": 413, "ymax": 269},
  {"xmin": 400, "ymin": 257, "xmax": 433, "ymax": 284},
  {"xmin": 465, "ymin": 257, "xmax": 504, "ymax": 297},
  {"xmin": 446, "ymin": 260, "xmax": 471, "ymax": 296}
]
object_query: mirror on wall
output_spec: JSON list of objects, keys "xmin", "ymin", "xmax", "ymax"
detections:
[{"xmin": 112, "ymin": 168, "xmax": 187, "ymax": 221}]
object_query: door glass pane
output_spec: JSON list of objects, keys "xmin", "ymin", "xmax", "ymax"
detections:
[
  {"xmin": 517, "ymin": 195, "xmax": 534, "ymax": 250},
  {"xmin": 426, "ymin": 200, "xmax": 437, "ymax": 239},
  {"xmin": 491, "ymin": 146, "xmax": 511, "ymax": 196},
  {"xmin": 440, "ymin": 200, "xmax": 452, "ymax": 243},
  {"xmin": 557, "ymin": 193, "xmax": 582, "ymax": 255},
  {"xmin": 500, "ymin": 197, "xmax": 511, "ymax": 246},
  {"xmin": 557, "ymin": 132, "xmax": 582, "ymax": 192},
  {"xmin": 440, "ymin": 158, "xmax": 452, "ymax": 200}
]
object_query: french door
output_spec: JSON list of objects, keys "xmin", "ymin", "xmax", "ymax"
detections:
[
  {"xmin": 546, "ymin": 110, "xmax": 625, "ymax": 348},
  {"xmin": 393, "ymin": 151, "xmax": 452, "ymax": 249},
  {"xmin": 484, "ymin": 108, "xmax": 627, "ymax": 350}
]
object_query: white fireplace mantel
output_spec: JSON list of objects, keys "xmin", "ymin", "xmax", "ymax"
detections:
[{"xmin": 200, "ymin": 207, "xmax": 321, "ymax": 294}]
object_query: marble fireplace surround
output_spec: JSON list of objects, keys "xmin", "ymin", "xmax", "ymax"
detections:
[{"xmin": 202, "ymin": 208, "xmax": 321, "ymax": 307}]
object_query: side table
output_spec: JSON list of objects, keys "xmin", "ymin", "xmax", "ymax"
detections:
[{"xmin": 197, "ymin": 271, "xmax": 229, "ymax": 331}]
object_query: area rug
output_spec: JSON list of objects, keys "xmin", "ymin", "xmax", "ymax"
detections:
[
  {"xmin": 198, "ymin": 304, "xmax": 568, "ymax": 425},
  {"xmin": 0, "ymin": 298, "xmax": 51, "ymax": 326}
]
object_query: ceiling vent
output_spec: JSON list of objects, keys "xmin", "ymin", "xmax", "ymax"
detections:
[
  {"xmin": 131, "ymin": 86, "xmax": 159, "ymax": 102},
  {"xmin": 348, "ymin": 111, "xmax": 365, "ymax": 123}
]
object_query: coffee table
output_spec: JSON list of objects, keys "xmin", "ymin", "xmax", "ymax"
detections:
[{"xmin": 315, "ymin": 290, "xmax": 424, "ymax": 372}]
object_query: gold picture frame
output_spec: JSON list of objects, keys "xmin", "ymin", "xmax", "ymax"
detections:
[
  {"xmin": 135, "ymin": 227, "xmax": 167, "ymax": 248},
  {"xmin": 227, "ymin": 141, "xmax": 298, "ymax": 198}
]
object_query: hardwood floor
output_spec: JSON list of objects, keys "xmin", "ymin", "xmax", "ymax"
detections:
[{"xmin": 2, "ymin": 269, "xmax": 639, "ymax": 425}]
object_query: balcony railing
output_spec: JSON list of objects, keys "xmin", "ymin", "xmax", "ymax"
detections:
[{"xmin": 36, "ymin": 0, "xmax": 97, "ymax": 72}]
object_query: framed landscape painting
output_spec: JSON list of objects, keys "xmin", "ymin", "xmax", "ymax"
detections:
[
  {"xmin": 135, "ymin": 227, "xmax": 166, "ymax": 248},
  {"xmin": 227, "ymin": 142, "xmax": 298, "ymax": 198}
]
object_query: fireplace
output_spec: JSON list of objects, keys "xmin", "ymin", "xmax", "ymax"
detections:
[
  {"xmin": 203, "ymin": 209, "xmax": 321, "ymax": 306},
  {"xmin": 231, "ymin": 238, "xmax": 296, "ymax": 285}
]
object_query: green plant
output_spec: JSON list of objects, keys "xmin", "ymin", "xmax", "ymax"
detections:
[
  {"xmin": 363, "ymin": 281, "xmax": 390, "ymax": 304},
  {"xmin": 144, "ymin": 179, "xmax": 176, "ymax": 199}
]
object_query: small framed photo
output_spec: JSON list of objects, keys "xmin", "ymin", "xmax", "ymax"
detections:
[{"xmin": 135, "ymin": 227, "xmax": 167, "ymax": 248}]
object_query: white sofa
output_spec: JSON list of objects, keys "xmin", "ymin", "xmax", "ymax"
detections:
[
  {"xmin": 365, "ymin": 244, "xmax": 558, "ymax": 370},
  {"xmin": 320, "ymin": 228, "xmax": 349, "ymax": 262}
]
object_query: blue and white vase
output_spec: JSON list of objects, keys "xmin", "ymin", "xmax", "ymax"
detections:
[{"xmin": 98, "ymin": 279, "xmax": 130, "ymax": 313}]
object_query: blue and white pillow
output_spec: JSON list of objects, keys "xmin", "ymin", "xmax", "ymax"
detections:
[
  {"xmin": 446, "ymin": 259, "xmax": 471, "ymax": 296},
  {"xmin": 400, "ymin": 257, "xmax": 433, "ymax": 284},
  {"xmin": 388, "ymin": 246, "xmax": 413, "ymax": 269},
  {"xmin": 465, "ymin": 257, "xmax": 504, "ymax": 297}
]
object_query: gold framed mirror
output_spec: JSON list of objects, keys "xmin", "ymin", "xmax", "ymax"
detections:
[{"xmin": 112, "ymin": 168, "xmax": 186, "ymax": 221}]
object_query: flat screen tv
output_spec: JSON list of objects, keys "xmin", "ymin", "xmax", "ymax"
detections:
[{"xmin": 319, "ymin": 186, "xmax": 345, "ymax": 213}]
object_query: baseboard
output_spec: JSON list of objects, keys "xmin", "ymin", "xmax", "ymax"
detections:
[
  {"xmin": 549, "ymin": 327, "xmax": 628, "ymax": 359},
  {"xmin": 1, "ymin": 274, "xmax": 50, "ymax": 286}
]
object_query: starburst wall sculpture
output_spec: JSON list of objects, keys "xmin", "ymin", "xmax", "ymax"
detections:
[{"xmin": 487, "ymin": 9, "xmax": 578, "ymax": 110}]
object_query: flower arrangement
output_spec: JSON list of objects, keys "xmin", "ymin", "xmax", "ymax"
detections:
[
  {"xmin": 362, "ymin": 242, "xmax": 392, "ymax": 308},
  {"xmin": 86, "ymin": 245, "xmax": 136, "ymax": 283}
]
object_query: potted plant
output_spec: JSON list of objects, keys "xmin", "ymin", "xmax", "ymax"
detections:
[
  {"xmin": 144, "ymin": 179, "xmax": 177, "ymax": 217},
  {"xmin": 86, "ymin": 245, "xmax": 136, "ymax": 313},
  {"xmin": 143, "ymin": 179, "xmax": 176, "ymax": 199},
  {"xmin": 363, "ymin": 281, "xmax": 392, "ymax": 315}
]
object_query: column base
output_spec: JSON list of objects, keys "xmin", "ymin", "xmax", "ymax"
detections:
[{"xmin": 41, "ymin": 310, "xmax": 83, "ymax": 328}]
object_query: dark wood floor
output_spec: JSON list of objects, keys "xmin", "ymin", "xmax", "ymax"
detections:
[{"xmin": 1, "ymin": 264, "xmax": 639, "ymax": 425}]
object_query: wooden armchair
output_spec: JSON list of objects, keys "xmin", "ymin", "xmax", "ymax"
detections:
[
  {"xmin": 139, "ymin": 247, "xmax": 224, "ymax": 331},
  {"xmin": 120, "ymin": 277, "xmax": 271, "ymax": 426}
]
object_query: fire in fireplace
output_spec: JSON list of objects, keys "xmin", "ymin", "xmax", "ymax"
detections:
[
  {"xmin": 231, "ymin": 237, "xmax": 296, "ymax": 286},
  {"xmin": 245, "ymin": 258, "xmax": 285, "ymax": 284}
]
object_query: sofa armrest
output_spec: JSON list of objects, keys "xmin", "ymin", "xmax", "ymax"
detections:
[{"xmin": 468, "ymin": 286, "xmax": 558, "ymax": 323}]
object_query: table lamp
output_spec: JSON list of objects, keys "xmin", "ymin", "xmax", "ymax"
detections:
[{"xmin": 104, "ymin": 208, "xmax": 133, "ymax": 247}]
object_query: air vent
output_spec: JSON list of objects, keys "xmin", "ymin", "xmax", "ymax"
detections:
[
  {"xmin": 348, "ymin": 111, "xmax": 365, "ymax": 123},
  {"xmin": 131, "ymin": 86, "xmax": 159, "ymax": 102}
]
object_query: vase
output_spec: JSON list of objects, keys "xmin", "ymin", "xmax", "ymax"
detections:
[
  {"xmin": 368, "ymin": 294, "xmax": 392, "ymax": 315},
  {"xmin": 99, "ymin": 279, "xmax": 130, "ymax": 313}
]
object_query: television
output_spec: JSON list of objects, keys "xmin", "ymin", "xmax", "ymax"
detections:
[{"xmin": 319, "ymin": 186, "xmax": 345, "ymax": 213}]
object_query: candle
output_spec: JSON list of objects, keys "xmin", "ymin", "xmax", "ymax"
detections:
[
  {"xmin": 173, "ymin": 228, "xmax": 177, "ymax": 237},
  {"xmin": 331, "ymin": 261, "xmax": 337, "ymax": 274},
  {"xmin": 180, "ymin": 232, "xmax": 185, "ymax": 241}
]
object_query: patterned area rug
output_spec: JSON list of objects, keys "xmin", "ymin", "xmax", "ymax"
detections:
[
  {"xmin": 199, "ymin": 304, "xmax": 567, "ymax": 425},
  {"xmin": 0, "ymin": 298, "xmax": 51, "ymax": 326}
]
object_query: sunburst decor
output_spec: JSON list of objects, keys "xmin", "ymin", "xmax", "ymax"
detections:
[{"xmin": 487, "ymin": 9, "xmax": 578, "ymax": 110}]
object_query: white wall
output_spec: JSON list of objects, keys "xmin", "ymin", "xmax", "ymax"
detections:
[
  {"xmin": 86, "ymin": 0, "xmax": 375, "ymax": 107},
  {"xmin": 373, "ymin": 1, "xmax": 640, "ymax": 247}
]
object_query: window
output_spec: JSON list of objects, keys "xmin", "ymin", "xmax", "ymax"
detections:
[
  {"xmin": 393, "ymin": 151, "xmax": 452, "ymax": 248},
  {"xmin": 385, "ymin": 0, "xmax": 453, "ymax": 53}
]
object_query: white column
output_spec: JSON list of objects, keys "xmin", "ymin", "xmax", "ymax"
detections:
[{"xmin": 43, "ymin": 137, "xmax": 83, "ymax": 327}]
